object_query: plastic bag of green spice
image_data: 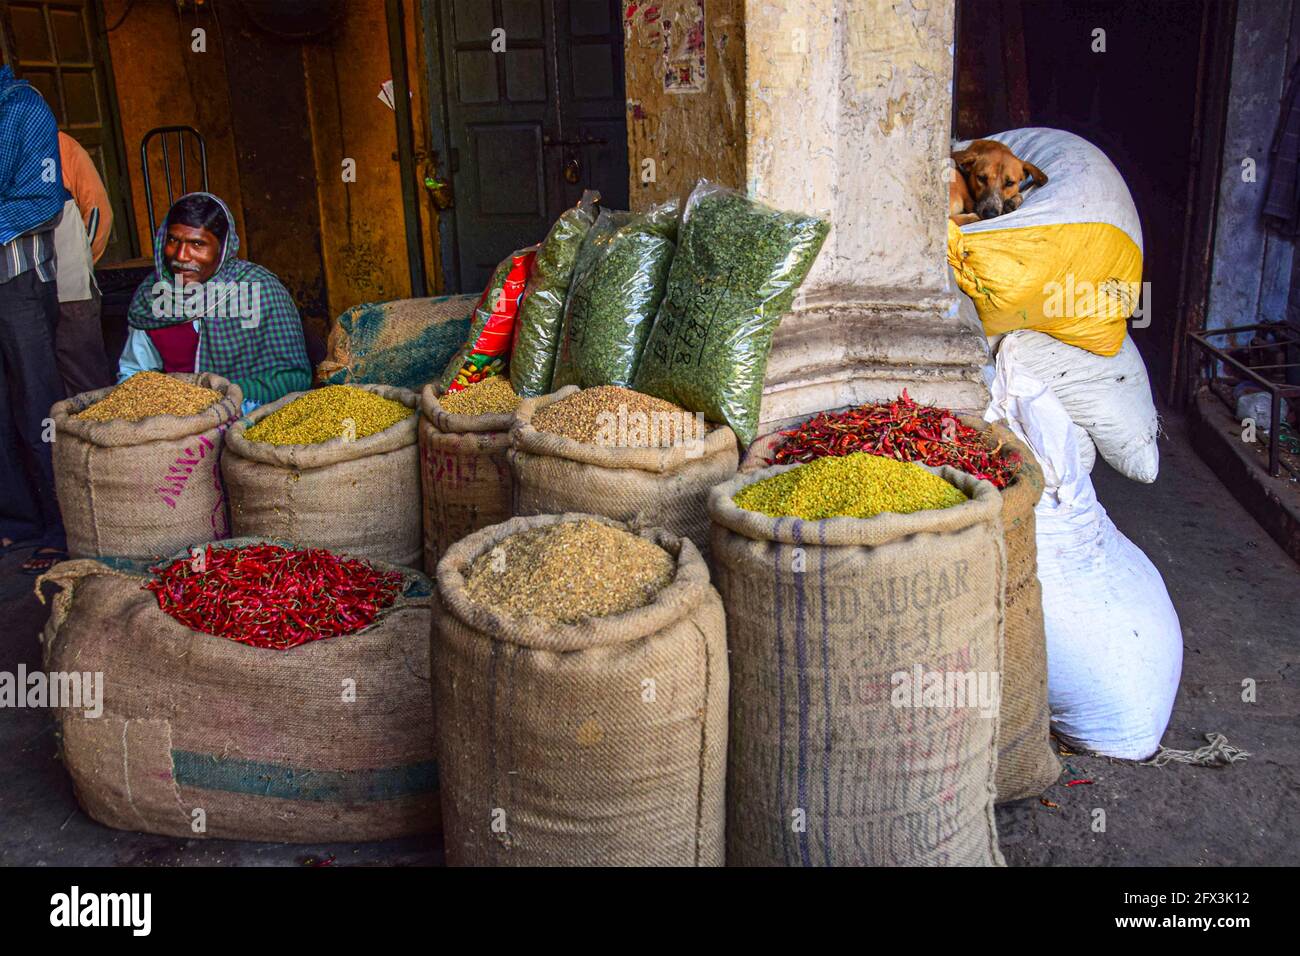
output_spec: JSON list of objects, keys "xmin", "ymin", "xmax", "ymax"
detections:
[
  {"xmin": 632, "ymin": 181, "xmax": 829, "ymax": 446},
  {"xmin": 509, "ymin": 190, "xmax": 599, "ymax": 397},
  {"xmin": 552, "ymin": 200, "xmax": 678, "ymax": 390}
]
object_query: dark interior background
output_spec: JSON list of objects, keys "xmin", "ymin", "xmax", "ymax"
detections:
[{"xmin": 955, "ymin": 0, "xmax": 1205, "ymax": 401}]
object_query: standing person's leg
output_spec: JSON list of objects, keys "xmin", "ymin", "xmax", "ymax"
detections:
[
  {"xmin": 54, "ymin": 287, "xmax": 112, "ymax": 396},
  {"xmin": 0, "ymin": 276, "xmax": 45, "ymax": 547},
  {"xmin": 0, "ymin": 271, "xmax": 67, "ymax": 555}
]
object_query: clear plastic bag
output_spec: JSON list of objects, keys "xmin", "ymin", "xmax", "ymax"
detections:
[
  {"xmin": 632, "ymin": 181, "xmax": 828, "ymax": 445},
  {"xmin": 509, "ymin": 190, "xmax": 599, "ymax": 397},
  {"xmin": 552, "ymin": 199, "xmax": 678, "ymax": 389}
]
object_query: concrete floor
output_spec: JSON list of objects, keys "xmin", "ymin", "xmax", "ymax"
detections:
[{"xmin": 1, "ymin": 408, "xmax": 1296, "ymax": 866}]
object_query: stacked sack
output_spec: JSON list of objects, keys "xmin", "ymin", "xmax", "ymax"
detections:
[
  {"xmin": 985, "ymin": 345, "xmax": 1182, "ymax": 759},
  {"xmin": 950, "ymin": 127, "xmax": 1159, "ymax": 484}
]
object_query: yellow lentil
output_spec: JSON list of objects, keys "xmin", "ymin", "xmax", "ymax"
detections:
[
  {"xmin": 75, "ymin": 372, "xmax": 222, "ymax": 422},
  {"xmin": 245, "ymin": 385, "xmax": 413, "ymax": 445},
  {"xmin": 532, "ymin": 385, "xmax": 703, "ymax": 446},
  {"xmin": 439, "ymin": 376, "xmax": 520, "ymax": 416},
  {"xmin": 734, "ymin": 451, "xmax": 968, "ymax": 520},
  {"xmin": 464, "ymin": 519, "xmax": 675, "ymax": 623}
]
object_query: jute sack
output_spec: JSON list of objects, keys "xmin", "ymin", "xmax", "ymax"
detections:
[
  {"xmin": 51, "ymin": 373, "xmax": 241, "ymax": 559},
  {"xmin": 962, "ymin": 417, "xmax": 1059, "ymax": 801},
  {"xmin": 222, "ymin": 385, "xmax": 421, "ymax": 567},
  {"xmin": 710, "ymin": 465, "xmax": 1006, "ymax": 866},
  {"xmin": 417, "ymin": 383, "xmax": 514, "ymax": 576},
  {"xmin": 433, "ymin": 513, "xmax": 729, "ymax": 866},
  {"xmin": 509, "ymin": 386, "xmax": 739, "ymax": 560},
  {"xmin": 742, "ymin": 421, "xmax": 1059, "ymax": 803},
  {"xmin": 36, "ymin": 539, "xmax": 438, "ymax": 843}
]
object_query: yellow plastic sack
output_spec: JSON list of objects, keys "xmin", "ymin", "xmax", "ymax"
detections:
[{"xmin": 947, "ymin": 128, "xmax": 1143, "ymax": 358}]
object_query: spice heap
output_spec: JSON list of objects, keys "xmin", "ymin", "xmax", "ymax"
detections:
[
  {"xmin": 75, "ymin": 371, "xmax": 221, "ymax": 422},
  {"xmin": 439, "ymin": 375, "xmax": 520, "ymax": 416},
  {"xmin": 245, "ymin": 385, "xmax": 412, "ymax": 445},
  {"xmin": 767, "ymin": 390, "xmax": 1021, "ymax": 489},
  {"xmin": 735, "ymin": 452, "xmax": 967, "ymax": 520},
  {"xmin": 464, "ymin": 519, "xmax": 675, "ymax": 624},
  {"xmin": 532, "ymin": 386, "xmax": 703, "ymax": 447},
  {"xmin": 146, "ymin": 543, "xmax": 404, "ymax": 650}
]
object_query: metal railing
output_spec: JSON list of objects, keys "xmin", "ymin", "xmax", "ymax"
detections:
[{"xmin": 1186, "ymin": 322, "xmax": 1300, "ymax": 477}]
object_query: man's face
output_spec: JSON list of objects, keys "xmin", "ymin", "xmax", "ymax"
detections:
[{"xmin": 164, "ymin": 224, "xmax": 221, "ymax": 284}]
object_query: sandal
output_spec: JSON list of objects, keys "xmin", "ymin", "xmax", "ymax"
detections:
[{"xmin": 21, "ymin": 547, "xmax": 68, "ymax": 575}]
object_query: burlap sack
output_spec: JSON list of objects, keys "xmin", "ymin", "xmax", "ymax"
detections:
[
  {"xmin": 743, "ymin": 419, "xmax": 1059, "ymax": 803},
  {"xmin": 222, "ymin": 385, "xmax": 421, "ymax": 567},
  {"xmin": 710, "ymin": 465, "xmax": 1006, "ymax": 866},
  {"xmin": 36, "ymin": 540, "xmax": 438, "ymax": 843},
  {"xmin": 418, "ymin": 384, "xmax": 514, "ymax": 576},
  {"xmin": 509, "ymin": 386, "xmax": 739, "ymax": 560},
  {"xmin": 433, "ymin": 513, "xmax": 729, "ymax": 866},
  {"xmin": 964, "ymin": 418, "xmax": 1059, "ymax": 802},
  {"xmin": 51, "ymin": 373, "xmax": 241, "ymax": 559}
]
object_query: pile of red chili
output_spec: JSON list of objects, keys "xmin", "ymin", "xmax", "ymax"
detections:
[
  {"xmin": 766, "ymin": 390, "xmax": 1022, "ymax": 489},
  {"xmin": 145, "ymin": 544, "xmax": 404, "ymax": 650}
]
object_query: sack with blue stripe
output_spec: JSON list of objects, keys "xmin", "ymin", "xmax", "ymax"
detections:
[
  {"xmin": 37, "ymin": 539, "xmax": 438, "ymax": 843},
  {"xmin": 709, "ymin": 467, "xmax": 1007, "ymax": 866}
]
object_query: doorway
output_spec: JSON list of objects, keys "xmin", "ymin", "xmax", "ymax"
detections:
[
  {"xmin": 954, "ymin": 0, "xmax": 1216, "ymax": 404},
  {"xmin": 423, "ymin": 0, "xmax": 629, "ymax": 293}
]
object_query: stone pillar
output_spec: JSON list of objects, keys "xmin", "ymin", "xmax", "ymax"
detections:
[{"xmin": 745, "ymin": 0, "xmax": 989, "ymax": 431}]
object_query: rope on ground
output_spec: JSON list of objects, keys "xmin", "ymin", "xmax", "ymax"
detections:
[{"xmin": 1141, "ymin": 733, "xmax": 1251, "ymax": 768}]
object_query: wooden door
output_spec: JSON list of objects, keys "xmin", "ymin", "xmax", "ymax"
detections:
[
  {"xmin": 429, "ymin": 0, "xmax": 628, "ymax": 292},
  {"xmin": 1, "ymin": 0, "xmax": 136, "ymax": 261}
]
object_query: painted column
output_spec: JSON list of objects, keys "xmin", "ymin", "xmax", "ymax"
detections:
[{"xmin": 746, "ymin": 0, "xmax": 989, "ymax": 429}]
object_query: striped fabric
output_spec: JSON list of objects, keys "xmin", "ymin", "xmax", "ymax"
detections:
[{"xmin": 0, "ymin": 225, "xmax": 56, "ymax": 284}]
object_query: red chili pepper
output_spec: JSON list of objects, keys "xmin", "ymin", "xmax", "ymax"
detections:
[{"xmin": 142, "ymin": 544, "xmax": 402, "ymax": 651}]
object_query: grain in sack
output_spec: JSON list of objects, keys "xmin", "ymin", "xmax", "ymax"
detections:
[
  {"xmin": 741, "ymin": 411, "xmax": 1059, "ymax": 802},
  {"xmin": 432, "ymin": 513, "xmax": 729, "ymax": 866},
  {"xmin": 51, "ymin": 372, "xmax": 242, "ymax": 559},
  {"xmin": 509, "ymin": 385, "xmax": 739, "ymax": 561},
  {"xmin": 222, "ymin": 385, "xmax": 421, "ymax": 567},
  {"xmin": 36, "ymin": 540, "xmax": 439, "ymax": 843},
  {"xmin": 710, "ymin": 464, "xmax": 1006, "ymax": 866},
  {"xmin": 418, "ymin": 379, "xmax": 520, "ymax": 575}
]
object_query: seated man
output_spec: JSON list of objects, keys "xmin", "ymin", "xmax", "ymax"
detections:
[{"xmin": 121, "ymin": 192, "xmax": 311, "ymax": 410}]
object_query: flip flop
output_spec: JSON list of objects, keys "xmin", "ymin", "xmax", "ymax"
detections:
[{"xmin": 21, "ymin": 547, "xmax": 68, "ymax": 576}]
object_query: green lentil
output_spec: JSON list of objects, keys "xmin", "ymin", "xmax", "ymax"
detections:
[
  {"xmin": 439, "ymin": 375, "xmax": 521, "ymax": 416},
  {"xmin": 552, "ymin": 201, "xmax": 677, "ymax": 389},
  {"xmin": 76, "ymin": 371, "xmax": 221, "ymax": 422},
  {"xmin": 632, "ymin": 182, "xmax": 829, "ymax": 447},
  {"xmin": 734, "ymin": 452, "xmax": 968, "ymax": 520},
  {"xmin": 510, "ymin": 194, "xmax": 598, "ymax": 397},
  {"xmin": 464, "ymin": 519, "xmax": 675, "ymax": 623},
  {"xmin": 532, "ymin": 385, "xmax": 703, "ymax": 446},
  {"xmin": 245, "ymin": 385, "xmax": 412, "ymax": 445}
]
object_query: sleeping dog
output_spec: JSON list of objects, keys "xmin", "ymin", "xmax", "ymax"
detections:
[{"xmin": 949, "ymin": 139, "xmax": 1048, "ymax": 225}]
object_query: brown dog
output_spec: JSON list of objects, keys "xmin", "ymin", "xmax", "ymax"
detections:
[{"xmin": 949, "ymin": 139, "xmax": 1048, "ymax": 225}]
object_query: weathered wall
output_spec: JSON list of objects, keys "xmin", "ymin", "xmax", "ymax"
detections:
[
  {"xmin": 1208, "ymin": 0, "xmax": 1299, "ymax": 335},
  {"xmin": 102, "ymin": 0, "xmax": 246, "ymax": 256},
  {"xmin": 622, "ymin": 0, "xmax": 745, "ymax": 209},
  {"xmin": 745, "ymin": 0, "xmax": 956, "ymax": 293}
]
